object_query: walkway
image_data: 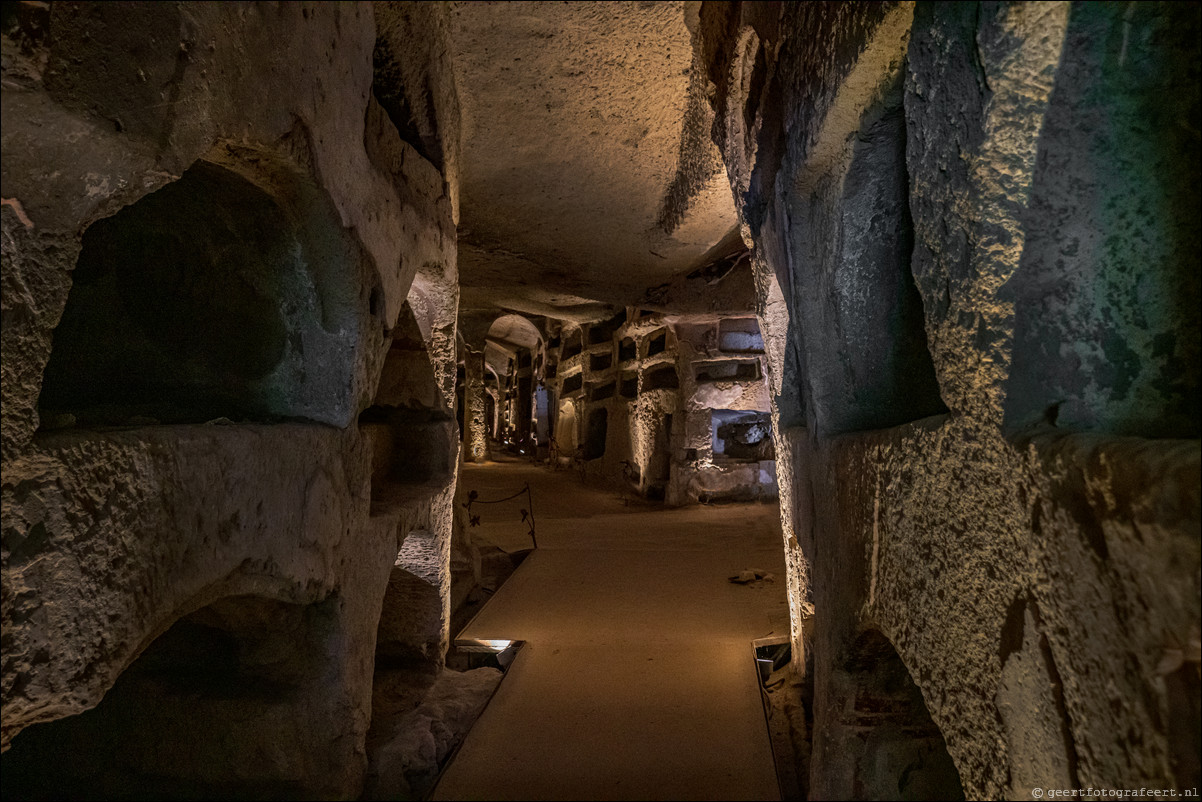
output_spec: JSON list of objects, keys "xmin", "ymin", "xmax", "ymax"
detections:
[{"xmin": 432, "ymin": 456, "xmax": 788, "ymax": 801}]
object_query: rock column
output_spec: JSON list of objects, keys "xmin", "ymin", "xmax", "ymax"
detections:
[{"xmin": 463, "ymin": 346, "xmax": 489, "ymax": 462}]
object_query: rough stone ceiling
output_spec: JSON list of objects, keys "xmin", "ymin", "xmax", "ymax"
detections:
[{"xmin": 450, "ymin": 0, "xmax": 739, "ymax": 320}]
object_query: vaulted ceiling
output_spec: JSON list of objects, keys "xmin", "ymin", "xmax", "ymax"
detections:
[{"xmin": 449, "ymin": 0, "xmax": 740, "ymax": 321}]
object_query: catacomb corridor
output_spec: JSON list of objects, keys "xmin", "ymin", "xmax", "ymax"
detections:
[{"xmin": 0, "ymin": 1, "xmax": 1198, "ymax": 800}]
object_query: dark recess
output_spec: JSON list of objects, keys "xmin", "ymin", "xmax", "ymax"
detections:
[
  {"xmin": 799, "ymin": 87, "xmax": 946, "ymax": 436},
  {"xmin": 695, "ymin": 360, "xmax": 761, "ymax": 383},
  {"xmin": 37, "ymin": 161, "xmax": 320, "ymax": 426},
  {"xmin": 647, "ymin": 329, "xmax": 668, "ymax": 356},
  {"xmin": 830, "ymin": 630, "xmax": 965, "ymax": 800},
  {"xmin": 372, "ymin": 39, "xmax": 443, "ymax": 169},
  {"xmin": 591, "ymin": 382, "xmax": 616, "ymax": 402},
  {"xmin": 644, "ymin": 365, "xmax": 679, "ymax": 391},
  {"xmin": 619, "ymin": 337, "xmax": 637, "ymax": 362},
  {"xmin": 562, "ymin": 331, "xmax": 583, "ymax": 360},
  {"xmin": 588, "ymin": 311, "xmax": 627, "ymax": 345},
  {"xmin": 584, "ymin": 408, "xmax": 608, "ymax": 459},
  {"xmin": 1, "ymin": 595, "xmax": 336, "ymax": 800}
]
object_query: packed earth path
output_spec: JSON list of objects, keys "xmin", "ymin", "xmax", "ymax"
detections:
[{"xmin": 432, "ymin": 454, "xmax": 789, "ymax": 801}]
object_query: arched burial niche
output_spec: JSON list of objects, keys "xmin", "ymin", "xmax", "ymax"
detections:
[
  {"xmin": 816, "ymin": 630, "xmax": 964, "ymax": 801},
  {"xmin": 361, "ymin": 301, "xmax": 457, "ymax": 513},
  {"xmin": 787, "ymin": 73, "xmax": 945, "ymax": 436},
  {"xmin": 0, "ymin": 594, "xmax": 344, "ymax": 799},
  {"xmin": 38, "ymin": 155, "xmax": 376, "ymax": 428}
]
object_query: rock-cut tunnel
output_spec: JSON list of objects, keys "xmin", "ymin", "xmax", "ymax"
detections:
[{"xmin": 1, "ymin": 2, "xmax": 1198, "ymax": 800}]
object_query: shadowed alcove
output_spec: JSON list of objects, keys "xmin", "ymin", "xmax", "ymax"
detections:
[
  {"xmin": 0, "ymin": 594, "xmax": 341, "ymax": 800},
  {"xmin": 817, "ymin": 630, "xmax": 964, "ymax": 801},
  {"xmin": 37, "ymin": 157, "xmax": 373, "ymax": 429}
]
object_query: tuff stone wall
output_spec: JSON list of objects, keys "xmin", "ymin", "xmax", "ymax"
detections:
[
  {"xmin": 521, "ymin": 288, "xmax": 778, "ymax": 505},
  {"xmin": 703, "ymin": 1, "xmax": 1200, "ymax": 798},
  {"xmin": 1, "ymin": 2, "xmax": 461, "ymax": 797},
  {"xmin": 3, "ymin": 2, "xmax": 1197, "ymax": 798}
]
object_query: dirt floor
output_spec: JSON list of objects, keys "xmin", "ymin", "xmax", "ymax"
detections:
[{"xmin": 432, "ymin": 454, "xmax": 788, "ymax": 800}]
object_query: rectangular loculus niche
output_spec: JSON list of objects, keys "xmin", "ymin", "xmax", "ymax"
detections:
[
  {"xmin": 711, "ymin": 410, "xmax": 774, "ymax": 461},
  {"xmin": 590, "ymin": 382, "xmax": 616, "ymax": 402},
  {"xmin": 718, "ymin": 318, "xmax": 765, "ymax": 353},
  {"xmin": 561, "ymin": 373, "xmax": 584, "ymax": 395},
  {"xmin": 788, "ymin": 84, "xmax": 947, "ymax": 436},
  {"xmin": 562, "ymin": 330, "xmax": 583, "ymax": 360},
  {"xmin": 646, "ymin": 328, "xmax": 668, "ymax": 356},
  {"xmin": 694, "ymin": 360, "xmax": 761, "ymax": 383},
  {"xmin": 643, "ymin": 364, "xmax": 679, "ymax": 391},
  {"xmin": 588, "ymin": 310, "xmax": 627, "ymax": 346},
  {"xmin": 619, "ymin": 337, "xmax": 637, "ymax": 362}
]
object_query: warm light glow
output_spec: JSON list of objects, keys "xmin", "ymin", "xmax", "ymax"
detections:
[{"xmin": 455, "ymin": 638, "xmax": 515, "ymax": 653}]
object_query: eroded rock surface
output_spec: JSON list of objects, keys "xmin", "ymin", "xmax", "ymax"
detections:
[
  {"xmin": 365, "ymin": 666, "xmax": 502, "ymax": 800},
  {"xmin": 702, "ymin": 1, "xmax": 1200, "ymax": 797},
  {"xmin": 2, "ymin": 2, "xmax": 461, "ymax": 797},
  {"xmin": 1, "ymin": 2, "xmax": 1197, "ymax": 800}
]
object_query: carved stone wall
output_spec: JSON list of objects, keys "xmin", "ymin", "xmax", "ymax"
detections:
[
  {"xmin": 702, "ymin": 1, "xmax": 1200, "ymax": 797},
  {"xmin": 1, "ymin": 3, "xmax": 461, "ymax": 797}
]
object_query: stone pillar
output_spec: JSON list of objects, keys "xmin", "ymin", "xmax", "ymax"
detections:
[
  {"xmin": 376, "ymin": 478, "xmax": 457, "ymax": 667},
  {"xmin": 464, "ymin": 346, "xmax": 489, "ymax": 462}
]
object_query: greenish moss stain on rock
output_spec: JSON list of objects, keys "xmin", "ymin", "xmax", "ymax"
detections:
[{"xmin": 1005, "ymin": 2, "xmax": 1200, "ymax": 438}]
